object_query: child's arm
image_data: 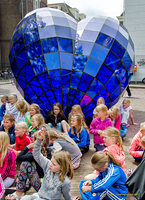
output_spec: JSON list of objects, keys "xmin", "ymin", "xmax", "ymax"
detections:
[
  {"xmin": 62, "ymin": 179, "xmax": 73, "ymax": 200},
  {"xmin": 91, "ymin": 166, "xmax": 121, "ymax": 193},
  {"xmin": 33, "ymin": 130, "xmax": 49, "ymax": 171},
  {"xmin": 77, "ymin": 129, "xmax": 88, "ymax": 147},
  {"xmin": 129, "ymin": 135, "xmax": 143, "ymax": 157},
  {"xmin": 89, "ymin": 119, "xmax": 99, "ymax": 135},
  {"xmin": 129, "ymin": 109, "xmax": 137, "ymax": 125}
]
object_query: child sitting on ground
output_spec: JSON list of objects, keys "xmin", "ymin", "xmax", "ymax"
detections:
[
  {"xmin": 90, "ymin": 104, "xmax": 112, "ymax": 151},
  {"xmin": 93, "ymin": 97, "xmax": 105, "ymax": 118},
  {"xmin": 129, "ymin": 122, "xmax": 145, "ymax": 162},
  {"xmin": 18, "ymin": 130, "xmax": 78, "ymax": 200},
  {"xmin": 45, "ymin": 102, "xmax": 69, "ymax": 133},
  {"xmin": 68, "ymin": 105, "xmax": 89, "ymax": 133},
  {"xmin": 108, "ymin": 106, "xmax": 121, "ymax": 130},
  {"xmin": 80, "ymin": 151, "xmax": 128, "ymax": 200},
  {"xmin": 85, "ymin": 127, "xmax": 126, "ymax": 180},
  {"xmin": 14, "ymin": 122, "xmax": 33, "ymax": 157},
  {"xmin": 126, "ymin": 135, "xmax": 145, "ymax": 200},
  {"xmin": 0, "ymin": 114, "xmax": 15, "ymax": 144},
  {"xmin": 25, "ymin": 103, "xmax": 40, "ymax": 135},
  {"xmin": 28, "ymin": 114, "xmax": 45, "ymax": 137},
  {"xmin": 68, "ymin": 114, "xmax": 90, "ymax": 154},
  {"xmin": 0, "ymin": 95, "xmax": 8, "ymax": 125},
  {"xmin": 120, "ymin": 99, "xmax": 137, "ymax": 130},
  {"xmin": 5, "ymin": 94, "xmax": 18, "ymax": 119},
  {"xmin": 0, "ymin": 132, "xmax": 16, "ymax": 190},
  {"xmin": 16, "ymin": 100, "xmax": 29, "ymax": 122},
  {"xmin": 47, "ymin": 128, "xmax": 82, "ymax": 169}
]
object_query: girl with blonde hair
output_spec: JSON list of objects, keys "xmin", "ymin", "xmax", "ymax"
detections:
[
  {"xmin": 29, "ymin": 114, "xmax": 45, "ymax": 137},
  {"xmin": 25, "ymin": 103, "xmax": 40, "ymax": 135},
  {"xmin": 85, "ymin": 127, "xmax": 126, "ymax": 180},
  {"xmin": 108, "ymin": 106, "xmax": 121, "ymax": 130},
  {"xmin": 93, "ymin": 97, "xmax": 105, "ymax": 118},
  {"xmin": 129, "ymin": 122, "xmax": 145, "ymax": 162},
  {"xmin": 18, "ymin": 130, "xmax": 77, "ymax": 200},
  {"xmin": 68, "ymin": 114, "xmax": 90, "ymax": 154},
  {"xmin": 16, "ymin": 100, "xmax": 29, "ymax": 122},
  {"xmin": 80, "ymin": 151, "xmax": 128, "ymax": 200},
  {"xmin": 47, "ymin": 128, "xmax": 82, "ymax": 169},
  {"xmin": 69, "ymin": 104, "xmax": 89, "ymax": 133},
  {"xmin": 90, "ymin": 104, "xmax": 112, "ymax": 151},
  {"xmin": 0, "ymin": 132, "xmax": 16, "ymax": 189}
]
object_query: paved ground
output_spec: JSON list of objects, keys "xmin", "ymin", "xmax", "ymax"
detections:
[{"xmin": 0, "ymin": 80, "xmax": 145, "ymax": 199}]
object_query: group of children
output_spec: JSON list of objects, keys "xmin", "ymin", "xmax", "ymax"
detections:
[{"xmin": 0, "ymin": 94, "xmax": 144, "ymax": 200}]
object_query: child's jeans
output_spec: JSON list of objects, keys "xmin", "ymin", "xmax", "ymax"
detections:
[{"xmin": 48, "ymin": 123, "xmax": 62, "ymax": 131}]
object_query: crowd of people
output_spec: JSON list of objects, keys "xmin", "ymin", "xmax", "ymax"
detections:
[{"xmin": 0, "ymin": 94, "xmax": 144, "ymax": 200}]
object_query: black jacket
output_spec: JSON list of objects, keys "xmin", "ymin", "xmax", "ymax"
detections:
[{"xmin": 45, "ymin": 113, "xmax": 67, "ymax": 127}]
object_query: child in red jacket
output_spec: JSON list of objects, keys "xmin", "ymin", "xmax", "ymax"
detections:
[{"xmin": 14, "ymin": 122, "xmax": 33, "ymax": 157}]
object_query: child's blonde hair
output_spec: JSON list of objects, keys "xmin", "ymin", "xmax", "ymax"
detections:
[
  {"xmin": 9, "ymin": 94, "xmax": 18, "ymax": 101},
  {"xmin": 69, "ymin": 105, "xmax": 84, "ymax": 124},
  {"xmin": 104, "ymin": 127, "xmax": 123, "ymax": 150},
  {"xmin": 123, "ymin": 99, "xmax": 130, "ymax": 105},
  {"xmin": 16, "ymin": 100, "xmax": 29, "ymax": 116},
  {"xmin": 47, "ymin": 128, "xmax": 74, "ymax": 145},
  {"xmin": 0, "ymin": 132, "xmax": 10, "ymax": 167},
  {"xmin": 71, "ymin": 114, "xmax": 83, "ymax": 135},
  {"xmin": 96, "ymin": 104, "xmax": 108, "ymax": 115},
  {"xmin": 52, "ymin": 150, "xmax": 73, "ymax": 182},
  {"xmin": 97, "ymin": 97, "xmax": 105, "ymax": 105},
  {"xmin": 31, "ymin": 114, "xmax": 45, "ymax": 129},
  {"xmin": 33, "ymin": 129, "xmax": 50, "ymax": 157},
  {"xmin": 29, "ymin": 104, "xmax": 40, "ymax": 114},
  {"xmin": 140, "ymin": 135, "xmax": 145, "ymax": 148},
  {"xmin": 91, "ymin": 151, "xmax": 121, "ymax": 169},
  {"xmin": 140, "ymin": 122, "xmax": 145, "ymax": 131},
  {"xmin": 3, "ymin": 114, "xmax": 15, "ymax": 122},
  {"xmin": 109, "ymin": 106, "xmax": 120, "ymax": 117},
  {"xmin": 15, "ymin": 122, "xmax": 28, "ymax": 132}
]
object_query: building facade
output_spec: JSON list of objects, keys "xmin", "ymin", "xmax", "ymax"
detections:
[
  {"xmin": 123, "ymin": 0, "xmax": 145, "ymax": 83},
  {"xmin": 0, "ymin": 0, "xmax": 47, "ymax": 71}
]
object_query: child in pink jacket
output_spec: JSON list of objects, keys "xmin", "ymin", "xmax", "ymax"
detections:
[
  {"xmin": 90, "ymin": 104, "xmax": 112, "ymax": 151},
  {"xmin": 129, "ymin": 122, "xmax": 145, "ymax": 162},
  {"xmin": 0, "ymin": 132, "xmax": 16, "ymax": 189}
]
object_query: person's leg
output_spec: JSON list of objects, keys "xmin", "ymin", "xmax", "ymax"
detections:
[
  {"xmin": 16, "ymin": 162, "xmax": 41, "ymax": 195},
  {"xmin": 56, "ymin": 123, "xmax": 62, "ymax": 132},
  {"xmin": 3, "ymin": 177, "xmax": 15, "ymax": 189},
  {"xmin": 61, "ymin": 120, "xmax": 70, "ymax": 133},
  {"xmin": 48, "ymin": 123, "xmax": 53, "ymax": 128},
  {"xmin": 94, "ymin": 144, "xmax": 105, "ymax": 151}
]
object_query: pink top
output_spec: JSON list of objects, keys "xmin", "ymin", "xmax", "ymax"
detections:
[
  {"xmin": 113, "ymin": 114, "xmax": 121, "ymax": 130},
  {"xmin": 89, "ymin": 117, "xmax": 112, "ymax": 144},
  {"xmin": 129, "ymin": 131, "xmax": 144, "ymax": 158},
  {"xmin": 103, "ymin": 144, "xmax": 126, "ymax": 173},
  {"xmin": 0, "ymin": 150, "xmax": 16, "ymax": 180}
]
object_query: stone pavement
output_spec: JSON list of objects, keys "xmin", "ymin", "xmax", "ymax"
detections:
[{"xmin": 0, "ymin": 81, "xmax": 145, "ymax": 199}]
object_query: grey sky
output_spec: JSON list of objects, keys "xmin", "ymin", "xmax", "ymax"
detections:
[{"xmin": 47, "ymin": 0, "xmax": 124, "ymax": 19}]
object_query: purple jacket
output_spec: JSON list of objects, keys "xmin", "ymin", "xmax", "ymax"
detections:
[{"xmin": 90, "ymin": 118, "xmax": 112, "ymax": 144}]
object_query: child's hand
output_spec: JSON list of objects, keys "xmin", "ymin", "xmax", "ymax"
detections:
[
  {"xmin": 28, "ymin": 143, "xmax": 34, "ymax": 149},
  {"xmin": 98, "ymin": 130, "xmax": 103, "ymax": 136},
  {"xmin": 83, "ymin": 180, "xmax": 92, "ymax": 186},
  {"xmin": 133, "ymin": 122, "xmax": 138, "ymax": 126},
  {"xmin": 82, "ymin": 186, "xmax": 91, "ymax": 193},
  {"xmin": 28, "ymin": 126, "xmax": 33, "ymax": 132},
  {"xmin": 36, "ymin": 130, "xmax": 45, "ymax": 141}
]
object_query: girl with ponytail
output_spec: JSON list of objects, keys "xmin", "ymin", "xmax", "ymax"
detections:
[{"xmin": 80, "ymin": 151, "xmax": 128, "ymax": 200}]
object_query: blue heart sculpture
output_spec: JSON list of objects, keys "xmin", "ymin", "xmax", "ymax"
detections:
[{"xmin": 9, "ymin": 8, "xmax": 135, "ymax": 119}]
